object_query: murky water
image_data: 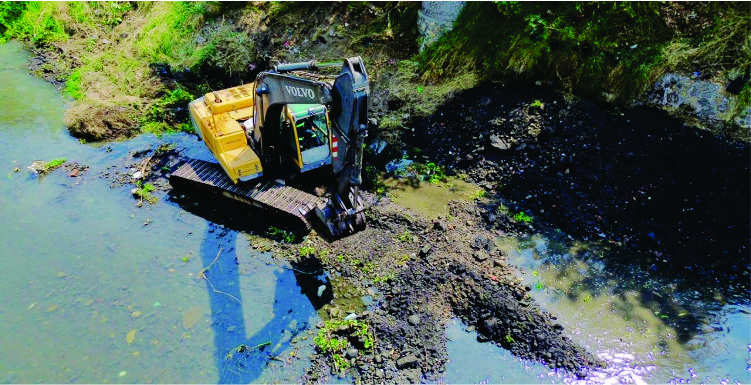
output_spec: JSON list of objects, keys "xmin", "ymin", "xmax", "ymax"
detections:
[
  {"xmin": 388, "ymin": 180, "xmax": 749, "ymax": 384},
  {"xmin": 0, "ymin": 41, "xmax": 320, "ymax": 384},
  {"xmin": 500, "ymin": 234, "xmax": 751, "ymax": 384}
]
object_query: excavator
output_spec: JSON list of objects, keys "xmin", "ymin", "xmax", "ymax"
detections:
[{"xmin": 169, "ymin": 57, "xmax": 369, "ymax": 237}]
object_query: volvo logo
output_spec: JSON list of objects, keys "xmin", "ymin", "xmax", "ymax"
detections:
[{"xmin": 283, "ymin": 85, "xmax": 315, "ymax": 99}]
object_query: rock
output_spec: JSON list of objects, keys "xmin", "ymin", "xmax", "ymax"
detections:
[
  {"xmin": 408, "ymin": 314, "xmax": 420, "ymax": 326},
  {"xmin": 489, "ymin": 135, "xmax": 512, "ymax": 151},
  {"xmin": 346, "ymin": 348, "xmax": 359, "ymax": 359},
  {"xmin": 385, "ymin": 159, "xmax": 413, "ymax": 174},
  {"xmin": 126, "ymin": 329, "xmax": 136, "ymax": 345},
  {"xmin": 374, "ymin": 354, "xmax": 383, "ymax": 364},
  {"xmin": 516, "ymin": 142, "xmax": 527, "ymax": 151},
  {"xmin": 132, "ymin": 171, "xmax": 143, "ymax": 180},
  {"xmin": 396, "ymin": 354, "xmax": 418, "ymax": 368},
  {"xmin": 492, "ymin": 259, "xmax": 504, "ymax": 267},
  {"xmin": 130, "ymin": 311, "xmax": 142, "ymax": 319},
  {"xmin": 419, "ymin": 244, "xmax": 432, "ymax": 257},
  {"xmin": 473, "ymin": 251, "xmax": 488, "ymax": 262},
  {"xmin": 369, "ymin": 139, "xmax": 387, "ymax": 156},
  {"xmin": 483, "ymin": 317, "xmax": 498, "ymax": 336}
]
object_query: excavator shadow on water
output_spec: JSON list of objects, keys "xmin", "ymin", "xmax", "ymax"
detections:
[{"xmin": 165, "ymin": 191, "xmax": 335, "ymax": 383}]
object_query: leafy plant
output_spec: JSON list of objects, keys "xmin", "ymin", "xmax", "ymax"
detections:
[
  {"xmin": 299, "ymin": 245, "xmax": 316, "ymax": 257},
  {"xmin": 512, "ymin": 211, "xmax": 533, "ymax": 224},
  {"xmin": 267, "ymin": 226, "xmax": 296, "ymax": 243},
  {"xmin": 134, "ymin": 181, "xmax": 157, "ymax": 204}
]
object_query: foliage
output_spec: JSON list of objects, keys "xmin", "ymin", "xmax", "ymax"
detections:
[
  {"xmin": 0, "ymin": 2, "xmax": 66, "ymax": 44},
  {"xmin": 512, "ymin": 211, "xmax": 532, "ymax": 224},
  {"xmin": 379, "ymin": 60, "xmax": 478, "ymax": 130},
  {"xmin": 411, "ymin": 162, "xmax": 446, "ymax": 184},
  {"xmin": 134, "ymin": 181, "xmax": 157, "ymax": 204},
  {"xmin": 314, "ymin": 318, "xmax": 374, "ymax": 373},
  {"xmin": 396, "ymin": 230, "xmax": 412, "ymax": 242},
  {"xmin": 469, "ymin": 188, "xmax": 487, "ymax": 200},
  {"xmin": 267, "ymin": 226, "xmax": 297, "ymax": 243},
  {"xmin": 299, "ymin": 245, "xmax": 316, "ymax": 257},
  {"xmin": 419, "ymin": 1, "xmax": 750, "ymax": 110},
  {"xmin": 44, "ymin": 157, "xmax": 66, "ymax": 170}
]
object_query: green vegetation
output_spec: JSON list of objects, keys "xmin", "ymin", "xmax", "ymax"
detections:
[
  {"xmin": 411, "ymin": 162, "xmax": 446, "ymax": 184},
  {"xmin": 267, "ymin": 226, "xmax": 297, "ymax": 243},
  {"xmin": 314, "ymin": 318, "xmax": 374, "ymax": 374},
  {"xmin": 420, "ymin": 2, "xmax": 750, "ymax": 113},
  {"xmin": 0, "ymin": 2, "xmax": 246, "ymax": 139},
  {"xmin": 299, "ymin": 244, "xmax": 316, "ymax": 257},
  {"xmin": 379, "ymin": 60, "xmax": 478, "ymax": 130},
  {"xmin": 469, "ymin": 188, "xmax": 487, "ymax": 201},
  {"xmin": 396, "ymin": 230, "xmax": 413, "ymax": 242},
  {"xmin": 512, "ymin": 211, "xmax": 533, "ymax": 224},
  {"xmin": 44, "ymin": 157, "xmax": 66, "ymax": 170},
  {"xmin": 134, "ymin": 181, "xmax": 157, "ymax": 204},
  {"xmin": 372, "ymin": 272, "xmax": 396, "ymax": 285}
]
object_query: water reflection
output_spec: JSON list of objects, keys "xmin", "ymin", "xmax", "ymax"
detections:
[{"xmin": 498, "ymin": 233, "xmax": 751, "ymax": 384}]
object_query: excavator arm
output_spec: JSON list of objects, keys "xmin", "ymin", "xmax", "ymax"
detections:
[{"xmin": 253, "ymin": 57, "xmax": 370, "ymax": 237}]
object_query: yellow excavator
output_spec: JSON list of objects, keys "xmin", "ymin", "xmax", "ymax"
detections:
[{"xmin": 170, "ymin": 57, "xmax": 369, "ymax": 237}]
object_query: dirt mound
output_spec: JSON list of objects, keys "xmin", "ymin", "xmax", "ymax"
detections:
[
  {"xmin": 65, "ymin": 102, "xmax": 139, "ymax": 141},
  {"xmin": 294, "ymin": 194, "xmax": 601, "ymax": 383}
]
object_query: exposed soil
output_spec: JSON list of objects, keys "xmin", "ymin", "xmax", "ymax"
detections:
[{"xmin": 286, "ymin": 193, "xmax": 602, "ymax": 383}]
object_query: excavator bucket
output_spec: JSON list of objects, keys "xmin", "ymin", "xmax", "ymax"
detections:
[{"xmin": 314, "ymin": 187, "xmax": 366, "ymax": 238}]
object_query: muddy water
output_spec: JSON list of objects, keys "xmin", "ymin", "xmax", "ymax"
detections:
[
  {"xmin": 500, "ymin": 234, "xmax": 750, "ymax": 384},
  {"xmin": 0, "ymin": 42, "xmax": 319, "ymax": 383},
  {"xmin": 387, "ymin": 181, "xmax": 750, "ymax": 384}
]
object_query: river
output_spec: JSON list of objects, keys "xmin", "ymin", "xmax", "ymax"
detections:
[{"xmin": 1, "ymin": 41, "xmax": 748, "ymax": 384}]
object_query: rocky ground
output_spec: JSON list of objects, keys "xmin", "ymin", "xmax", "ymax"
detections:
[{"xmin": 398, "ymin": 80, "xmax": 749, "ymax": 292}]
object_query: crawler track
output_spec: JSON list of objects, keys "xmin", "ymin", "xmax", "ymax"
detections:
[{"xmin": 170, "ymin": 159, "xmax": 322, "ymax": 228}]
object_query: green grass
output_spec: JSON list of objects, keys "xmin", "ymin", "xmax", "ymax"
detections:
[{"xmin": 419, "ymin": 1, "xmax": 750, "ymax": 112}]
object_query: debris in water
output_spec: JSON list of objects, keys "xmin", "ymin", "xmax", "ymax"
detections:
[
  {"xmin": 126, "ymin": 329, "xmax": 137, "ymax": 345},
  {"xmin": 182, "ymin": 306, "xmax": 203, "ymax": 329}
]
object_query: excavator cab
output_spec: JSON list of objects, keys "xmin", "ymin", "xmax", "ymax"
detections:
[{"xmin": 283, "ymin": 104, "xmax": 332, "ymax": 173}]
